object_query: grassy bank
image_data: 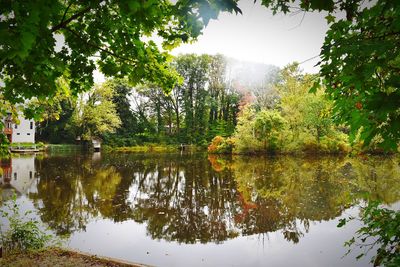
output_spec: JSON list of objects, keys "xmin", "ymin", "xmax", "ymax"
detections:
[
  {"xmin": 0, "ymin": 247, "xmax": 148, "ymax": 267},
  {"xmin": 8, "ymin": 142, "xmax": 45, "ymax": 152},
  {"xmin": 46, "ymin": 144, "xmax": 82, "ymax": 151},
  {"xmin": 103, "ymin": 144, "xmax": 204, "ymax": 153},
  {"xmin": 207, "ymin": 135, "xmax": 397, "ymax": 156}
]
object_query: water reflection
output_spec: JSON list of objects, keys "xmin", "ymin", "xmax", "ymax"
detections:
[
  {"xmin": 0, "ymin": 156, "xmax": 37, "ymax": 200},
  {"xmin": 2, "ymin": 153, "xmax": 400, "ymax": 245}
]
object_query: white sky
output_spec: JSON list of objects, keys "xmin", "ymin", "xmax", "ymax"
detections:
[
  {"xmin": 92, "ymin": 0, "xmax": 330, "ymax": 83},
  {"xmin": 172, "ymin": 0, "xmax": 329, "ymax": 73}
]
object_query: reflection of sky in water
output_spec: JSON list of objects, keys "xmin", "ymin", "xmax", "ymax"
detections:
[
  {"xmin": 1, "ymin": 153, "xmax": 399, "ymax": 267},
  {"xmin": 67, "ymin": 209, "xmax": 369, "ymax": 267}
]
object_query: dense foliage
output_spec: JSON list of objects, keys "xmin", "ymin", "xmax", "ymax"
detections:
[
  {"xmin": 256, "ymin": 0, "xmax": 400, "ymax": 150},
  {"xmin": 0, "ymin": 0, "xmax": 240, "ymax": 100},
  {"xmin": 214, "ymin": 63, "xmax": 351, "ymax": 154},
  {"xmin": 0, "ymin": 0, "xmax": 242, "ymax": 139},
  {"xmin": 2, "ymin": 0, "xmax": 399, "ymax": 150},
  {"xmin": 37, "ymin": 54, "xmax": 240, "ymax": 146},
  {"xmin": 316, "ymin": 0, "xmax": 400, "ymax": 151}
]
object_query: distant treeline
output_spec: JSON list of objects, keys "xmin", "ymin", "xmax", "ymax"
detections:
[
  {"xmin": 36, "ymin": 54, "xmax": 388, "ymax": 154},
  {"xmin": 37, "ymin": 54, "xmax": 243, "ymax": 146}
]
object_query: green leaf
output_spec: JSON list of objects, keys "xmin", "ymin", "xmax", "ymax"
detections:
[
  {"xmin": 325, "ymin": 14, "xmax": 335, "ymax": 24},
  {"xmin": 337, "ymin": 218, "xmax": 347, "ymax": 228}
]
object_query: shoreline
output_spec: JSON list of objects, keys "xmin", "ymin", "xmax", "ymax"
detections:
[{"xmin": 0, "ymin": 247, "xmax": 152, "ymax": 267}]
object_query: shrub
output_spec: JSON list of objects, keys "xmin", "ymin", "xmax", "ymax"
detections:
[
  {"xmin": 36, "ymin": 142, "xmax": 45, "ymax": 148},
  {"xmin": 0, "ymin": 195, "xmax": 55, "ymax": 256},
  {"xmin": 208, "ymin": 136, "xmax": 234, "ymax": 154}
]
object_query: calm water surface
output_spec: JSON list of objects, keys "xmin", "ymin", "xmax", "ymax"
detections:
[{"xmin": 1, "ymin": 152, "xmax": 400, "ymax": 267}]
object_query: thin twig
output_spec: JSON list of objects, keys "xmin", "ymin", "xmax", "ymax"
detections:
[
  {"xmin": 299, "ymin": 54, "xmax": 320, "ymax": 64},
  {"xmin": 288, "ymin": 11, "xmax": 306, "ymax": 30},
  {"xmin": 59, "ymin": 2, "xmax": 74, "ymax": 27}
]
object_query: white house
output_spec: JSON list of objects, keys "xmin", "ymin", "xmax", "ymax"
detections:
[{"xmin": 3, "ymin": 112, "xmax": 35, "ymax": 143}]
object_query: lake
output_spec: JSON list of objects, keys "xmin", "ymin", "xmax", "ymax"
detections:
[{"xmin": 1, "ymin": 152, "xmax": 399, "ymax": 267}]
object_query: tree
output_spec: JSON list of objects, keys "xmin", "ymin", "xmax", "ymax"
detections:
[
  {"xmin": 303, "ymin": 94, "xmax": 332, "ymax": 144},
  {"xmin": 316, "ymin": 0, "xmax": 400, "ymax": 150},
  {"xmin": 0, "ymin": 0, "xmax": 241, "ymax": 127},
  {"xmin": 277, "ymin": 63, "xmax": 313, "ymax": 141},
  {"xmin": 257, "ymin": 0, "xmax": 399, "ymax": 149},
  {"xmin": 174, "ymin": 54, "xmax": 211, "ymax": 143},
  {"xmin": 26, "ymin": 78, "xmax": 77, "ymax": 143},
  {"xmin": 207, "ymin": 55, "xmax": 240, "ymax": 138},
  {"xmin": 254, "ymin": 109, "xmax": 286, "ymax": 150},
  {"xmin": 233, "ymin": 106, "xmax": 261, "ymax": 153},
  {"xmin": 72, "ymin": 83, "xmax": 121, "ymax": 141},
  {"xmin": 1, "ymin": 0, "xmax": 398, "ymax": 150},
  {"xmin": 107, "ymin": 79, "xmax": 138, "ymax": 136},
  {"xmin": 135, "ymin": 83, "xmax": 173, "ymax": 137}
]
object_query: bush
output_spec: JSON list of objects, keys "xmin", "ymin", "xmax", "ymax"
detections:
[
  {"xmin": 0, "ymin": 195, "xmax": 55, "ymax": 256},
  {"xmin": 208, "ymin": 136, "xmax": 234, "ymax": 154},
  {"xmin": 36, "ymin": 142, "xmax": 45, "ymax": 148}
]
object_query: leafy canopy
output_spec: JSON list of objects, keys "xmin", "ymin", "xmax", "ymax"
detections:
[{"xmin": 0, "ymin": 0, "xmax": 241, "ymax": 106}]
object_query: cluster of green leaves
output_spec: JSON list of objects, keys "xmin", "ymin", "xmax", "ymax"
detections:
[
  {"xmin": 338, "ymin": 201, "xmax": 400, "ymax": 267},
  {"xmin": 316, "ymin": 0, "xmax": 400, "ymax": 151},
  {"xmin": 258, "ymin": 1, "xmax": 400, "ymax": 150},
  {"xmin": 0, "ymin": 0, "xmax": 240, "ymax": 105},
  {"xmin": 233, "ymin": 107, "xmax": 286, "ymax": 153},
  {"xmin": 0, "ymin": 133, "xmax": 9, "ymax": 156},
  {"xmin": 0, "ymin": 0, "xmax": 243, "ymax": 143},
  {"xmin": 0, "ymin": 195, "xmax": 54, "ymax": 256},
  {"xmin": 71, "ymin": 82, "xmax": 121, "ymax": 141}
]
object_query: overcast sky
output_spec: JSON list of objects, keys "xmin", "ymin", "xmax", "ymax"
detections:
[
  {"xmin": 172, "ymin": 0, "xmax": 329, "ymax": 73},
  {"xmin": 91, "ymin": 1, "xmax": 330, "ymax": 83}
]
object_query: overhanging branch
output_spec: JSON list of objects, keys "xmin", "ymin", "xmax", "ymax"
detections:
[
  {"xmin": 64, "ymin": 27, "xmax": 138, "ymax": 66},
  {"xmin": 51, "ymin": 6, "xmax": 92, "ymax": 32}
]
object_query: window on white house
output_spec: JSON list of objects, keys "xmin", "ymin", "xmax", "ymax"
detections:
[
  {"xmin": 27, "ymin": 133, "xmax": 30, "ymax": 135},
  {"xmin": 14, "ymin": 124, "xmax": 17, "ymax": 129},
  {"xmin": 14, "ymin": 172, "xmax": 17, "ymax": 180},
  {"xmin": 30, "ymin": 121, "xmax": 33, "ymax": 129},
  {"xmin": 16, "ymin": 133, "xmax": 20, "ymax": 135}
]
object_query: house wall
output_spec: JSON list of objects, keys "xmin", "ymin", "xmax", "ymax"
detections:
[{"xmin": 11, "ymin": 115, "xmax": 35, "ymax": 143}]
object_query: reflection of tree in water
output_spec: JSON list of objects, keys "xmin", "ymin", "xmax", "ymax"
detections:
[
  {"xmin": 28, "ymin": 153, "xmax": 400, "ymax": 244},
  {"xmin": 29, "ymin": 154, "xmax": 132, "ymax": 235},
  {"xmin": 226, "ymin": 155, "xmax": 400, "ymax": 243},
  {"xmin": 29, "ymin": 155, "xmax": 92, "ymax": 235},
  {"xmin": 129, "ymin": 156, "xmax": 239, "ymax": 243}
]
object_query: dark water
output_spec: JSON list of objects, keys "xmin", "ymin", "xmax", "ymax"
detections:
[{"xmin": 1, "ymin": 152, "xmax": 399, "ymax": 267}]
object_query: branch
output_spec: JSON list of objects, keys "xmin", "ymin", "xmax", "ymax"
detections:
[
  {"xmin": 64, "ymin": 27, "xmax": 138, "ymax": 66},
  {"xmin": 51, "ymin": 6, "xmax": 92, "ymax": 32},
  {"xmin": 59, "ymin": 2, "xmax": 73, "ymax": 27}
]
